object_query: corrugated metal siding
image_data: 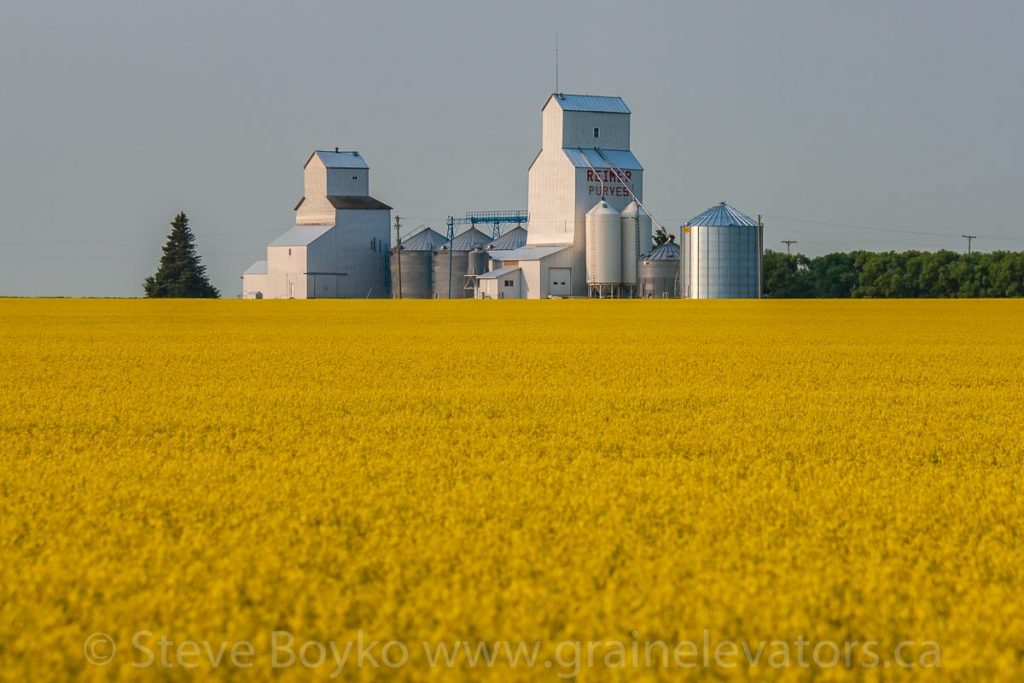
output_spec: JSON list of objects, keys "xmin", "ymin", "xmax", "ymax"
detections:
[
  {"xmin": 526, "ymin": 150, "xmax": 575, "ymax": 246},
  {"xmin": 549, "ymin": 94, "xmax": 630, "ymax": 113},
  {"xmin": 683, "ymin": 223, "xmax": 762, "ymax": 299},
  {"xmin": 306, "ymin": 209, "xmax": 391, "ymax": 298},
  {"xmin": 561, "ymin": 111, "xmax": 630, "ymax": 149},
  {"xmin": 326, "ymin": 168, "xmax": 369, "ymax": 196}
]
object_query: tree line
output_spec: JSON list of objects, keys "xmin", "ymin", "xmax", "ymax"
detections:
[{"xmin": 764, "ymin": 250, "xmax": 1024, "ymax": 298}]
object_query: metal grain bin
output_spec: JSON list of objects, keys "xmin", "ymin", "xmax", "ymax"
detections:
[
  {"xmin": 432, "ymin": 228, "xmax": 491, "ymax": 299},
  {"xmin": 586, "ymin": 201, "xmax": 622, "ymax": 293},
  {"xmin": 467, "ymin": 247, "xmax": 490, "ymax": 276},
  {"xmin": 390, "ymin": 227, "xmax": 447, "ymax": 299},
  {"xmin": 433, "ymin": 248, "xmax": 471, "ymax": 298},
  {"xmin": 681, "ymin": 202, "xmax": 763, "ymax": 299},
  {"xmin": 639, "ymin": 242, "xmax": 680, "ymax": 298}
]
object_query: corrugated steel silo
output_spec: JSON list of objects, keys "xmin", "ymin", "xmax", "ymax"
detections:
[
  {"xmin": 586, "ymin": 201, "xmax": 622, "ymax": 289},
  {"xmin": 390, "ymin": 227, "xmax": 446, "ymax": 299},
  {"xmin": 467, "ymin": 247, "xmax": 490, "ymax": 275},
  {"xmin": 681, "ymin": 202, "xmax": 763, "ymax": 299},
  {"xmin": 433, "ymin": 227, "xmax": 491, "ymax": 298},
  {"xmin": 639, "ymin": 242, "xmax": 680, "ymax": 298}
]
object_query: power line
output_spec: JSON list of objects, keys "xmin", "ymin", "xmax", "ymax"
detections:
[{"xmin": 762, "ymin": 214, "xmax": 1024, "ymax": 243}]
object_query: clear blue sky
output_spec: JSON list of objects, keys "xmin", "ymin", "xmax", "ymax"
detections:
[{"xmin": 1, "ymin": 0, "xmax": 1021, "ymax": 296}]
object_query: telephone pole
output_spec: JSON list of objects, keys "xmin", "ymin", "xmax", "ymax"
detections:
[
  {"xmin": 962, "ymin": 234, "xmax": 976, "ymax": 254},
  {"xmin": 393, "ymin": 215, "xmax": 402, "ymax": 299},
  {"xmin": 782, "ymin": 240, "xmax": 798, "ymax": 255}
]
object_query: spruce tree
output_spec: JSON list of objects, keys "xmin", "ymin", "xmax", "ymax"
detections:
[{"xmin": 144, "ymin": 212, "xmax": 220, "ymax": 298}]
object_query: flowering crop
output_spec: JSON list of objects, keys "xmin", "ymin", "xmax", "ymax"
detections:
[{"xmin": 1, "ymin": 298, "xmax": 1023, "ymax": 681}]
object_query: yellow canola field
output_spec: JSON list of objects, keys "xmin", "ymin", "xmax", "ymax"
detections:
[{"xmin": 1, "ymin": 299, "xmax": 1023, "ymax": 682}]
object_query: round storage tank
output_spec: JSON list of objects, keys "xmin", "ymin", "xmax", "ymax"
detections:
[
  {"xmin": 682, "ymin": 202, "xmax": 763, "ymax": 299},
  {"xmin": 432, "ymin": 228, "xmax": 491, "ymax": 299},
  {"xmin": 620, "ymin": 207, "xmax": 639, "ymax": 290},
  {"xmin": 622, "ymin": 201, "xmax": 653, "ymax": 280},
  {"xmin": 586, "ymin": 201, "xmax": 622, "ymax": 288},
  {"xmin": 432, "ymin": 248, "xmax": 471, "ymax": 299},
  {"xmin": 639, "ymin": 242, "xmax": 680, "ymax": 298},
  {"xmin": 390, "ymin": 227, "xmax": 447, "ymax": 299},
  {"xmin": 390, "ymin": 248, "xmax": 433, "ymax": 299},
  {"xmin": 467, "ymin": 247, "xmax": 490, "ymax": 276}
]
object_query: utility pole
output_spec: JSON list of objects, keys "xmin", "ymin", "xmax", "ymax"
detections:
[
  {"xmin": 446, "ymin": 216, "xmax": 456, "ymax": 299},
  {"xmin": 393, "ymin": 215, "xmax": 402, "ymax": 299},
  {"xmin": 962, "ymin": 234, "xmax": 976, "ymax": 254},
  {"xmin": 782, "ymin": 240, "xmax": 798, "ymax": 255}
]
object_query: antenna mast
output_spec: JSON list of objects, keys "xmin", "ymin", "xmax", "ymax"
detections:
[{"xmin": 555, "ymin": 33, "xmax": 559, "ymax": 92}]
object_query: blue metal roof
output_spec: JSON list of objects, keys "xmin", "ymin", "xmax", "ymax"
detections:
[
  {"xmin": 643, "ymin": 242, "xmax": 679, "ymax": 261},
  {"xmin": 308, "ymin": 150, "xmax": 368, "ymax": 169},
  {"xmin": 399, "ymin": 227, "xmax": 447, "ymax": 251},
  {"xmin": 269, "ymin": 225, "xmax": 333, "ymax": 247},
  {"xmin": 438, "ymin": 227, "xmax": 491, "ymax": 251},
  {"xmin": 549, "ymin": 94, "xmax": 630, "ymax": 114},
  {"xmin": 686, "ymin": 202, "xmax": 758, "ymax": 228},
  {"xmin": 563, "ymin": 148, "xmax": 643, "ymax": 171},
  {"xmin": 488, "ymin": 227, "xmax": 528, "ymax": 250}
]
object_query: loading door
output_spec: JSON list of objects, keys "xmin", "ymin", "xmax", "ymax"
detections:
[{"xmin": 548, "ymin": 268, "xmax": 571, "ymax": 297}]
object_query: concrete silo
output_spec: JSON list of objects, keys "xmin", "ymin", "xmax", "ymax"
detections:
[
  {"xmin": 585, "ymin": 201, "xmax": 622, "ymax": 297},
  {"xmin": 433, "ymin": 227, "xmax": 491, "ymax": 298},
  {"xmin": 639, "ymin": 242, "xmax": 680, "ymax": 298},
  {"xmin": 681, "ymin": 202, "xmax": 763, "ymax": 299},
  {"xmin": 390, "ymin": 227, "xmax": 447, "ymax": 299}
]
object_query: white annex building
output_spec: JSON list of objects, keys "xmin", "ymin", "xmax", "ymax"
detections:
[
  {"xmin": 485, "ymin": 94, "xmax": 646, "ymax": 298},
  {"xmin": 242, "ymin": 150, "xmax": 392, "ymax": 299}
]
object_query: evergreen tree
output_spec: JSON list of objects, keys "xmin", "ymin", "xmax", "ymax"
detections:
[{"xmin": 144, "ymin": 212, "xmax": 219, "ymax": 298}]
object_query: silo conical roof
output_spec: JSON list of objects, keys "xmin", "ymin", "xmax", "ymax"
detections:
[
  {"xmin": 488, "ymin": 227, "xmax": 528, "ymax": 250},
  {"xmin": 622, "ymin": 200, "xmax": 645, "ymax": 216},
  {"xmin": 643, "ymin": 242, "xmax": 680, "ymax": 261},
  {"xmin": 442, "ymin": 227, "xmax": 492, "ymax": 251},
  {"xmin": 399, "ymin": 227, "xmax": 448, "ymax": 251},
  {"xmin": 587, "ymin": 200, "xmax": 619, "ymax": 217},
  {"xmin": 686, "ymin": 202, "xmax": 758, "ymax": 227}
]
